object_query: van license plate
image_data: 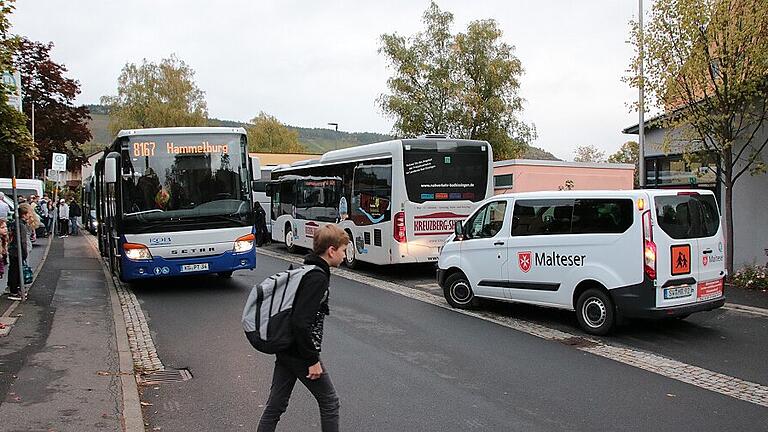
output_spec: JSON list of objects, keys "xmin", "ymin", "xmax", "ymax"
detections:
[
  {"xmin": 181, "ymin": 263, "xmax": 209, "ymax": 273},
  {"xmin": 664, "ymin": 286, "xmax": 693, "ymax": 299}
]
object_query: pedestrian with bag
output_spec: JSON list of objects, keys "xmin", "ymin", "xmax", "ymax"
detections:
[
  {"xmin": 6, "ymin": 204, "xmax": 33, "ymax": 301},
  {"xmin": 250, "ymin": 224, "xmax": 347, "ymax": 432}
]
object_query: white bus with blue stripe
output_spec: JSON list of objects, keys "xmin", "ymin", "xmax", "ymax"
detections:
[{"xmin": 94, "ymin": 127, "xmax": 261, "ymax": 282}]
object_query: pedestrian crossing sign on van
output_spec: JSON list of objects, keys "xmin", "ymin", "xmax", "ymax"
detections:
[{"xmin": 671, "ymin": 244, "xmax": 691, "ymax": 275}]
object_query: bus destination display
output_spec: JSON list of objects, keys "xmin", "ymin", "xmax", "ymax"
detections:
[{"xmin": 132, "ymin": 141, "xmax": 229, "ymax": 157}]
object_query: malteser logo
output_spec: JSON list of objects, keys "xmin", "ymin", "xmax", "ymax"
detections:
[{"xmin": 518, "ymin": 251, "xmax": 532, "ymax": 273}]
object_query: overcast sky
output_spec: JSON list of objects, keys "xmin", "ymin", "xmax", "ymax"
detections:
[{"xmin": 11, "ymin": 0, "xmax": 645, "ymax": 160}]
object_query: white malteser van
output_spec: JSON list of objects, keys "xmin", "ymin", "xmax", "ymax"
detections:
[{"xmin": 437, "ymin": 190, "xmax": 726, "ymax": 335}]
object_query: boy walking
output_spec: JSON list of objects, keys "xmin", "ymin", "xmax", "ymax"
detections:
[{"xmin": 257, "ymin": 224, "xmax": 347, "ymax": 432}]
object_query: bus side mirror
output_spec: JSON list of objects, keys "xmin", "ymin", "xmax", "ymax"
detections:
[
  {"xmin": 265, "ymin": 184, "xmax": 273, "ymax": 197},
  {"xmin": 104, "ymin": 158, "xmax": 117, "ymax": 184},
  {"xmin": 454, "ymin": 221, "xmax": 464, "ymax": 240},
  {"xmin": 251, "ymin": 156, "xmax": 261, "ymax": 181}
]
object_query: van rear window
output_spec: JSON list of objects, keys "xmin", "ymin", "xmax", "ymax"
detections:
[{"xmin": 654, "ymin": 194, "xmax": 720, "ymax": 239}]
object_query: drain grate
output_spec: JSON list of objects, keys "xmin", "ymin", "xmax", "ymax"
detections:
[
  {"xmin": 138, "ymin": 368, "xmax": 193, "ymax": 385},
  {"xmin": 559, "ymin": 336, "xmax": 599, "ymax": 348}
]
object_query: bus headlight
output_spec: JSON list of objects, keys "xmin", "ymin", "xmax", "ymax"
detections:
[
  {"xmin": 234, "ymin": 233, "xmax": 255, "ymax": 253},
  {"xmin": 123, "ymin": 243, "xmax": 152, "ymax": 260}
]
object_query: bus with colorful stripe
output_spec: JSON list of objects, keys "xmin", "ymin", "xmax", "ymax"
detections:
[
  {"xmin": 94, "ymin": 127, "xmax": 261, "ymax": 282},
  {"xmin": 267, "ymin": 135, "xmax": 493, "ymax": 267}
]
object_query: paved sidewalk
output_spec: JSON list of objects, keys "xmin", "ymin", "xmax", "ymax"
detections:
[{"xmin": 0, "ymin": 234, "xmax": 124, "ymax": 431}]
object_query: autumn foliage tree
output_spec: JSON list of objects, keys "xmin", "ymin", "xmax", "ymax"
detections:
[
  {"xmin": 12, "ymin": 37, "xmax": 92, "ymax": 177},
  {"xmin": 101, "ymin": 55, "xmax": 208, "ymax": 135},
  {"xmin": 247, "ymin": 113, "xmax": 306, "ymax": 154},
  {"xmin": 628, "ymin": 0, "xmax": 768, "ymax": 273},
  {"xmin": 379, "ymin": 2, "xmax": 535, "ymax": 160},
  {"xmin": 0, "ymin": 0, "xmax": 34, "ymax": 176}
]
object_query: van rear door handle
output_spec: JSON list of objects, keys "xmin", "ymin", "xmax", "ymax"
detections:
[
  {"xmin": 494, "ymin": 241, "xmax": 505, "ymax": 246},
  {"xmin": 702, "ymin": 249, "xmax": 713, "ymax": 254}
]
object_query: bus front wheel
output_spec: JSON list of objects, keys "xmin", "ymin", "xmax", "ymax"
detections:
[
  {"xmin": 284, "ymin": 227, "xmax": 297, "ymax": 254},
  {"xmin": 343, "ymin": 231, "xmax": 358, "ymax": 269}
]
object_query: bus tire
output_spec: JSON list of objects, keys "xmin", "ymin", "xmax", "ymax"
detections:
[
  {"xmin": 343, "ymin": 230, "xmax": 358, "ymax": 269},
  {"xmin": 443, "ymin": 273, "xmax": 479, "ymax": 309},
  {"xmin": 218, "ymin": 271, "xmax": 233, "ymax": 279},
  {"xmin": 576, "ymin": 288, "xmax": 615, "ymax": 336},
  {"xmin": 284, "ymin": 225, "xmax": 297, "ymax": 253}
]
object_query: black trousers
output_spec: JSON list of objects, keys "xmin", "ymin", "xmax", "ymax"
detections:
[
  {"xmin": 257, "ymin": 356, "xmax": 340, "ymax": 432},
  {"xmin": 58, "ymin": 219, "xmax": 69, "ymax": 236},
  {"xmin": 7, "ymin": 255, "xmax": 21, "ymax": 294}
]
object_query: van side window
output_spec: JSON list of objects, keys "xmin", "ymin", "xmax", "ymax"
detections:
[
  {"xmin": 572, "ymin": 199, "xmax": 633, "ymax": 234},
  {"xmin": 511, "ymin": 199, "xmax": 574, "ymax": 236},
  {"xmin": 465, "ymin": 201, "xmax": 507, "ymax": 239}
]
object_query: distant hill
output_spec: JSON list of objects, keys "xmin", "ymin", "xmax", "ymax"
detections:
[
  {"xmin": 521, "ymin": 146, "xmax": 559, "ymax": 161},
  {"xmin": 81, "ymin": 104, "xmax": 559, "ymax": 160}
]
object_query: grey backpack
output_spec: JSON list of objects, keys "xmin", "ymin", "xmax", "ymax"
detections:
[{"xmin": 242, "ymin": 265, "xmax": 317, "ymax": 354}]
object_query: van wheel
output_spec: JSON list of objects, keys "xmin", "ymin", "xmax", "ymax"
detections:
[
  {"xmin": 444, "ymin": 273, "xmax": 479, "ymax": 309},
  {"xmin": 284, "ymin": 227, "xmax": 297, "ymax": 253},
  {"xmin": 343, "ymin": 230, "xmax": 358, "ymax": 269},
  {"xmin": 576, "ymin": 288, "xmax": 615, "ymax": 336}
]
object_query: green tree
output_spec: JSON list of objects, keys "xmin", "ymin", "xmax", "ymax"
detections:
[
  {"xmin": 607, "ymin": 141, "xmax": 639, "ymax": 187},
  {"xmin": 628, "ymin": 0, "xmax": 768, "ymax": 274},
  {"xmin": 246, "ymin": 112, "xmax": 306, "ymax": 154},
  {"xmin": 378, "ymin": 2, "xmax": 535, "ymax": 160},
  {"xmin": 0, "ymin": 0, "xmax": 34, "ymax": 174},
  {"xmin": 573, "ymin": 145, "xmax": 606, "ymax": 163},
  {"xmin": 101, "ymin": 55, "xmax": 207, "ymax": 135}
]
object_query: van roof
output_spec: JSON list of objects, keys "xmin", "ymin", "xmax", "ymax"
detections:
[{"xmin": 493, "ymin": 189, "xmax": 715, "ymax": 200}]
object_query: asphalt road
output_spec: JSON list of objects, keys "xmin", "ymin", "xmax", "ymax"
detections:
[{"xmin": 132, "ymin": 251, "xmax": 767, "ymax": 431}]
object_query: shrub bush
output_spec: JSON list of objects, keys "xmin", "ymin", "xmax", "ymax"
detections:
[{"xmin": 731, "ymin": 264, "xmax": 768, "ymax": 291}]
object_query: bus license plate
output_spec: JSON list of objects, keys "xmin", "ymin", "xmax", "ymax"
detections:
[
  {"xmin": 664, "ymin": 286, "xmax": 693, "ymax": 299},
  {"xmin": 181, "ymin": 263, "xmax": 209, "ymax": 273}
]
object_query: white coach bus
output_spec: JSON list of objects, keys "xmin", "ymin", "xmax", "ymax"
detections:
[{"xmin": 268, "ymin": 135, "xmax": 494, "ymax": 267}]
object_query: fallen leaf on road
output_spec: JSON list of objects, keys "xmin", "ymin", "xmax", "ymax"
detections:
[
  {"xmin": 666, "ymin": 393, "xmax": 677, "ymax": 397},
  {"xmin": 140, "ymin": 401, "xmax": 153, "ymax": 406}
]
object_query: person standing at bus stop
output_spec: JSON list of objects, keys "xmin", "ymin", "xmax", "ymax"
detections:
[
  {"xmin": 57, "ymin": 198, "xmax": 69, "ymax": 238},
  {"xmin": 256, "ymin": 224, "xmax": 347, "ymax": 432},
  {"xmin": 6, "ymin": 204, "xmax": 33, "ymax": 301},
  {"xmin": 69, "ymin": 197, "xmax": 81, "ymax": 236},
  {"xmin": 0, "ymin": 192, "xmax": 10, "ymax": 221}
]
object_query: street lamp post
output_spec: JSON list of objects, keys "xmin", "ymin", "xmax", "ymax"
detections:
[{"xmin": 328, "ymin": 122, "xmax": 339, "ymax": 150}]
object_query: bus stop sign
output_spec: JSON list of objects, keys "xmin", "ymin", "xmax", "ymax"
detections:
[{"xmin": 52, "ymin": 152, "xmax": 67, "ymax": 172}]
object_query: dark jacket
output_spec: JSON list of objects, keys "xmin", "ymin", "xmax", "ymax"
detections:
[
  {"xmin": 278, "ymin": 253, "xmax": 331, "ymax": 367},
  {"xmin": 69, "ymin": 202, "xmax": 82, "ymax": 217},
  {"xmin": 8, "ymin": 221, "xmax": 29, "ymax": 260}
]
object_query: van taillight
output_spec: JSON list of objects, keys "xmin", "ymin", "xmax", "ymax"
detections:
[
  {"xmin": 394, "ymin": 211, "xmax": 407, "ymax": 243},
  {"xmin": 642, "ymin": 210, "xmax": 656, "ymax": 280}
]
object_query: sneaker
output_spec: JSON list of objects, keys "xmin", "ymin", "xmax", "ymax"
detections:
[{"xmin": 7, "ymin": 294, "xmax": 22, "ymax": 301}]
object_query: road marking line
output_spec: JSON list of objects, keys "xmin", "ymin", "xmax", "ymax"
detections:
[
  {"xmin": 258, "ymin": 247, "xmax": 768, "ymax": 408},
  {"xmin": 85, "ymin": 234, "xmax": 145, "ymax": 432},
  {"xmin": 723, "ymin": 303, "xmax": 768, "ymax": 318}
]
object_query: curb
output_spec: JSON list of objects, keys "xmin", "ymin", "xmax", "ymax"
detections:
[{"xmin": 85, "ymin": 235, "xmax": 144, "ymax": 432}]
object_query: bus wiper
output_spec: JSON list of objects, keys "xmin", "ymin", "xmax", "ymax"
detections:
[{"xmin": 124, "ymin": 209, "xmax": 164, "ymax": 216}]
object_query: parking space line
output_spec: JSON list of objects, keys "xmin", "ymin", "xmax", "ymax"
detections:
[
  {"xmin": 257, "ymin": 247, "xmax": 768, "ymax": 408},
  {"xmin": 723, "ymin": 303, "xmax": 768, "ymax": 318}
]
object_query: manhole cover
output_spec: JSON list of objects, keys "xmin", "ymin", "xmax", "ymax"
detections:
[{"xmin": 138, "ymin": 368, "xmax": 193, "ymax": 385}]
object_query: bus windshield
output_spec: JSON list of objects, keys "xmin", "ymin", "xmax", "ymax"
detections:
[
  {"xmin": 402, "ymin": 140, "xmax": 489, "ymax": 203},
  {"xmin": 120, "ymin": 133, "xmax": 251, "ymax": 226}
]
